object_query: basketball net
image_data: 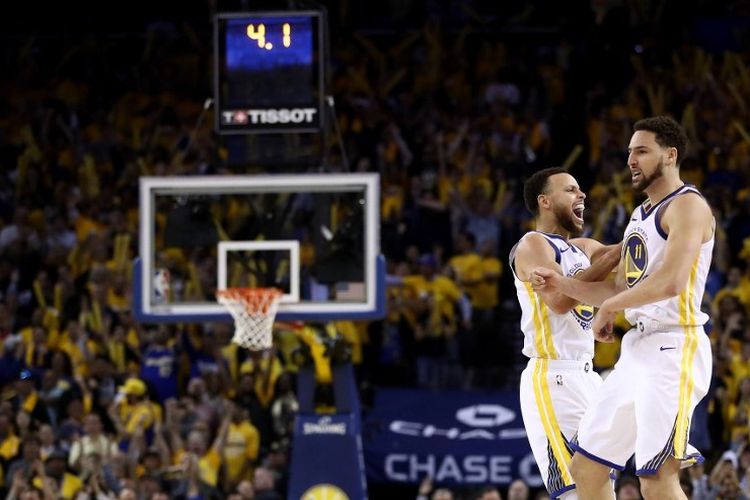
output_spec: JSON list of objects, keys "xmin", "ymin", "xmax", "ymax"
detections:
[{"xmin": 216, "ymin": 288, "xmax": 283, "ymax": 350}]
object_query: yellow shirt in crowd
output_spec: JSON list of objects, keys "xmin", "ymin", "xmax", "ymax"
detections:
[
  {"xmin": 223, "ymin": 421, "xmax": 260, "ymax": 483},
  {"xmin": 403, "ymin": 274, "xmax": 462, "ymax": 336},
  {"xmin": 174, "ymin": 448, "xmax": 222, "ymax": 487}
]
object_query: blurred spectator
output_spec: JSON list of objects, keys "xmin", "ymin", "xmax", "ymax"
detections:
[
  {"xmin": 707, "ymin": 450, "xmax": 748, "ymax": 499},
  {"xmin": 506, "ymin": 479, "xmax": 529, "ymax": 500},
  {"xmin": 109, "ymin": 377, "xmax": 156, "ymax": 452},
  {"xmin": 235, "ymin": 479, "xmax": 255, "ymax": 500},
  {"xmin": 432, "ymin": 488, "xmax": 454, "ymax": 500},
  {"xmin": 270, "ymin": 373, "xmax": 298, "ymax": 446},
  {"xmin": 475, "ymin": 485, "xmax": 502, "ymax": 499},
  {"xmin": 253, "ymin": 466, "xmax": 283, "ymax": 500},
  {"xmin": 688, "ymin": 461, "xmax": 710, "ymax": 499},
  {"xmin": 401, "ymin": 253, "xmax": 467, "ymax": 388},
  {"xmin": 68, "ymin": 413, "xmax": 118, "ymax": 472},
  {"xmin": 170, "ymin": 402, "xmax": 230, "ymax": 488},
  {"xmin": 263, "ymin": 441, "xmax": 290, "ymax": 499},
  {"xmin": 39, "ymin": 448, "xmax": 84, "ymax": 499},
  {"xmin": 222, "ymin": 400, "xmax": 260, "ymax": 491},
  {"xmin": 12, "ymin": 369, "xmax": 50, "ymax": 425},
  {"xmin": 37, "ymin": 424, "xmax": 56, "ymax": 461},
  {"xmin": 140, "ymin": 326, "xmax": 178, "ymax": 405},
  {"xmin": 615, "ymin": 475, "xmax": 641, "ymax": 500},
  {"xmin": 170, "ymin": 451, "xmax": 222, "ymax": 500},
  {"xmin": 6, "ymin": 435, "xmax": 42, "ymax": 487},
  {"xmin": 234, "ymin": 370, "xmax": 273, "ymax": 450},
  {"xmin": 0, "ymin": 412, "xmax": 20, "ymax": 462}
]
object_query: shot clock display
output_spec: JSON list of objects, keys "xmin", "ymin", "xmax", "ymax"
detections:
[{"xmin": 214, "ymin": 11, "xmax": 325, "ymax": 134}]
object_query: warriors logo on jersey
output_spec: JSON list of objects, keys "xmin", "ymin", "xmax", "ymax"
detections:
[
  {"xmin": 624, "ymin": 232, "xmax": 648, "ymax": 288},
  {"xmin": 570, "ymin": 268, "xmax": 594, "ymax": 327},
  {"xmin": 573, "ymin": 303, "xmax": 594, "ymax": 326}
]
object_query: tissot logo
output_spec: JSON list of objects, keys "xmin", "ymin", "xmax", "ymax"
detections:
[
  {"xmin": 455, "ymin": 405, "xmax": 515, "ymax": 427},
  {"xmin": 221, "ymin": 107, "xmax": 317, "ymax": 125}
]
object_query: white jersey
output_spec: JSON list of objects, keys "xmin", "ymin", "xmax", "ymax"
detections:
[
  {"xmin": 622, "ymin": 184, "xmax": 713, "ymax": 326},
  {"xmin": 511, "ymin": 232, "xmax": 595, "ymax": 361}
]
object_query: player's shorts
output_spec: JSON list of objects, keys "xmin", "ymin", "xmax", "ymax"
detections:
[
  {"xmin": 520, "ymin": 357, "xmax": 601, "ymax": 499},
  {"xmin": 572, "ymin": 319, "xmax": 712, "ymax": 475}
]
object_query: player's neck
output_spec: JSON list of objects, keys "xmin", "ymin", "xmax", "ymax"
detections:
[
  {"xmin": 535, "ymin": 219, "xmax": 570, "ymax": 240},
  {"xmin": 645, "ymin": 172, "xmax": 684, "ymax": 205}
]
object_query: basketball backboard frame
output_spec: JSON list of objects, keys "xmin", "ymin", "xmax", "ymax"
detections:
[{"xmin": 133, "ymin": 173, "xmax": 385, "ymax": 323}]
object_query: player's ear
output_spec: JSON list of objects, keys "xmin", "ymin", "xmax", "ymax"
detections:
[
  {"xmin": 537, "ymin": 193, "xmax": 549, "ymax": 210},
  {"xmin": 667, "ymin": 146, "xmax": 678, "ymax": 166}
]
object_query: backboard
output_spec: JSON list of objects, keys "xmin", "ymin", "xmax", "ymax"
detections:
[{"xmin": 134, "ymin": 173, "xmax": 384, "ymax": 322}]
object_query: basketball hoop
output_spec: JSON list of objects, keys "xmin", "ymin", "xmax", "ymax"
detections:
[{"xmin": 216, "ymin": 288, "xmax": 283, "ymax": 350}]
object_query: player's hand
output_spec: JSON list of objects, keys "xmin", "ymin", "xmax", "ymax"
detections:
[
  {"xmin": 592, "ymin": 304, "xmax": 615, "ymax": 343},
  {"xmin": 530, "ymin": 267, "xmax": 559, "ymax": 291}
]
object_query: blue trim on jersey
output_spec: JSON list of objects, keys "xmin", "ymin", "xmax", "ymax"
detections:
[
  {"xmin": 639, "ymin": 184, "xmax": 690, "ymax": 220},
  {"xmin": 653, "ymin": 185, "xmax": 703, "ymax": 240},
  {"xmin": 550, "ymin": 483, "xmax": 576, "ymax": 499},
  {"xmin": 547, "ymin": 239, "xmax": 561, "ymax": 264},
  {"xmin": 538, "ymin": 232, "xmax": 562, "ymax": 264},
  {"xmin": 570, "ymin": 442, "xmax": 626, "ymax": 471},
  {"xmin": 654, "ymin": 205, "xmax": 669, "ymax": 240},
  {"xmin": 636, "ymin": 468, "xmax": 658, "ymax": 476},
  {"xmin": 636, "ymin": 452, "xmax": 704, "ymax": 476},
  {"xmin": 540, "ymin": 232, "xmax": 567, "ymax": 240}
]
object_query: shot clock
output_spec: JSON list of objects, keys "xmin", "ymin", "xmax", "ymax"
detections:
[{"xmin": 214, "ymin": 11, "xmax": 325, "ymax": 134}]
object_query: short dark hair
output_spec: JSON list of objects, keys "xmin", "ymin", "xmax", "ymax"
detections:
[
  {"xmin": 523, "ymin": 167, "xmax": 568, "ymax": 215},
  {"xmin": 633, "ymin": 116, "xmax": 688, "ymax": 166}
]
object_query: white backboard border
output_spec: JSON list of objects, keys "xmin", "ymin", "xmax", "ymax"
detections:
[{"xmin": 135, "ymin": 173, "xmax": 383, "ymax": 322}]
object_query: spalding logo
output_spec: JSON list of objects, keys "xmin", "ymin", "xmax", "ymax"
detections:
[{"xmin": 455, "ymin": 404, "xmax": 515, "ymax": 427}]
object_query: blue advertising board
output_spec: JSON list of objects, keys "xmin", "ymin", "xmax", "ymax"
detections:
[{"xmin": 363, "ymin": 388, "xmax": 542, "ymax": 488}]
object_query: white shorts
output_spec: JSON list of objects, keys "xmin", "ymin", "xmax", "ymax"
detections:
[
  {"xmin": 520, "ymin": 357, "xmax": 602, "ymax": 498},
  {"xmin": 572, "ymin": 321, "xmax": 712, "ymax": 474}
]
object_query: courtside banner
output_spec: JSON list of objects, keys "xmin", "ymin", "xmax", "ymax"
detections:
[{"xmin": 363, "ymin": 388, "xmax": 542, "ymax": 488}]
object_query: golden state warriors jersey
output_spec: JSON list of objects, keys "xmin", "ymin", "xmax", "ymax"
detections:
[
  {"xmin": 511, "ymin": 232, "xmax": 595, "ymax": 361},
  {"xmin": 622, "ymin": 185, "xmax": 713, "ymax": 326}
]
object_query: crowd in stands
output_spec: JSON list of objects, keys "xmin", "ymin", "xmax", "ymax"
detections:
[{"xmin": 0, "ymin": 0, "xmax": 749, "ymax": 498}]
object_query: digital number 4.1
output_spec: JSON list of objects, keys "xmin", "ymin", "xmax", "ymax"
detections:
[{"xmin": 246, "ymin": 23, "xmax": 292, "ymax": 50}]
